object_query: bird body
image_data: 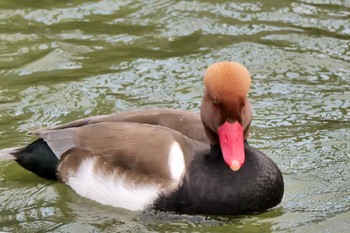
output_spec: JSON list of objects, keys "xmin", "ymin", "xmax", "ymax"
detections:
[{"xmin": 0, "ymin": 62, "xmax": 284, "ymax": 215}]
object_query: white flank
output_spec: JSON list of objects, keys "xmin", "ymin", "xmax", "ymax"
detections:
[
  {"xmin": 66, "ymin": 157, "xmax": 161, "ymax": 211},
  {"xmin": 168, "ymin": 141, "xmax": 185, "ymax": 182},
  {"xmin": 0, "ymin": 147, "xmax": 18, "ymax": 160}
]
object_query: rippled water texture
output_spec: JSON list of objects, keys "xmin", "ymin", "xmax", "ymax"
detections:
[{"xmin": 1, "ymin": 0, "xmax": 350, "ymax": 232}]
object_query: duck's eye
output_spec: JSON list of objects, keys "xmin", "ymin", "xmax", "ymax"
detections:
[{"xmin": 213, "ymin": 102, "xmax": 219, "ymax": 109}]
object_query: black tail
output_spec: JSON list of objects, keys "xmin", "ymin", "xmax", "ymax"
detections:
[{"xmin": 13, "ymin": 139, "xmax": 59, "ymax": 180}]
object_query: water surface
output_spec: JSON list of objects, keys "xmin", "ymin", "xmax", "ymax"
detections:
[{"xmin": 1, "ymin": 0, "xmax": 350, "ymax": 232}]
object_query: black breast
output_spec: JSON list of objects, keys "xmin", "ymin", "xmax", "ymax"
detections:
[{"xmin": 154, "ymin": 141, "xmax": 284, "ymax": 215}]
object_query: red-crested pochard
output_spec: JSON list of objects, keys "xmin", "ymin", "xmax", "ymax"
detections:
[{"xmin": 0, "ymin": 62, "xmax": 284, "ymax": 215}]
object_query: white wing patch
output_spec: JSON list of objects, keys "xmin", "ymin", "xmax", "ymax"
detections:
[
  {"xmin": 168, "ymin": 141, "xmax": 185, "ymax": 182},
  {"xmin": 66, "ymin": 157, "xmax": 161, "ymax": 211}
]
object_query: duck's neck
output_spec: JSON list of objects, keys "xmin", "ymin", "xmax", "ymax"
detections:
[{"xmin": 209, "ymin": 144, "xmax": 222, "ymax": 155}]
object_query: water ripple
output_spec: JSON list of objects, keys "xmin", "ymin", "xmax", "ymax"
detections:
[{"xmin": 1, "ymin": 0, "xmax": 350, "ymax": 232}]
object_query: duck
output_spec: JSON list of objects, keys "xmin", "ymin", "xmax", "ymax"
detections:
[{"xmin": 0, "ymin": 62, "xmax": 284, "ymax": 215}]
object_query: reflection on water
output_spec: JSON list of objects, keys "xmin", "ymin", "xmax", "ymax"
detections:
[{"xmin": 0, "ymin": 0, "xmax": 349, "ymax": 232}]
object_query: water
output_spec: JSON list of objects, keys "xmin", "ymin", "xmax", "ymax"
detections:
[{"xmin": 0, "ymin": 0, "xmax": 349, "ymax": 232}]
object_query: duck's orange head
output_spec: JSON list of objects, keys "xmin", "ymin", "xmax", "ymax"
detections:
[
  {"xmin": 201, "ymin": 61, "xmax": 252, "ymax": 171},
  {"xmin": 204, "ymin": 61, "xmax": 251, "ymax": 120}
]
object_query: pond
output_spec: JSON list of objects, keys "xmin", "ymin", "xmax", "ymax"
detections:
[{"xmin": 0, "ymin": 0, "xmax": 349, "ymax": 232}]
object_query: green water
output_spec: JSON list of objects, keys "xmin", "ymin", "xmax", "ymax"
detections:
[{"xmin": 1, "ymin": 0, "xmax": 350, "ymax": 232}]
